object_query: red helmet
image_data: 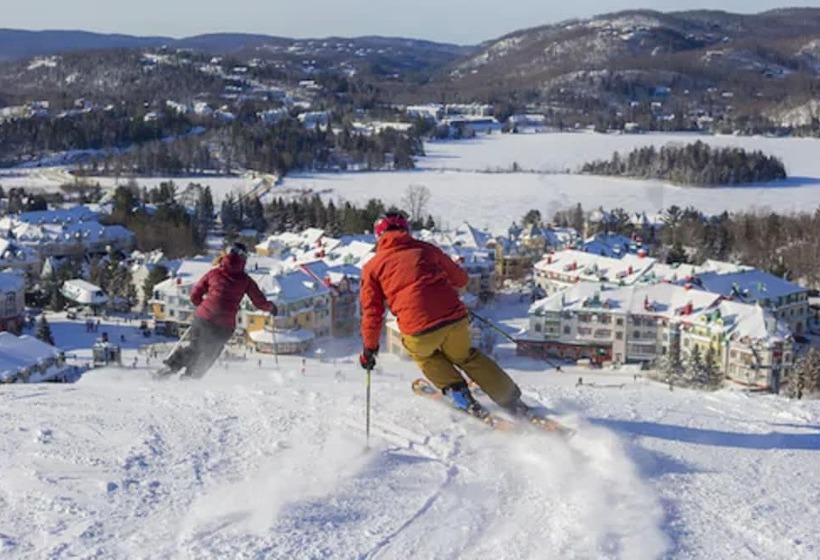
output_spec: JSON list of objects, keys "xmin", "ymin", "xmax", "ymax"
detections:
[{"xmin": 373, "ymin": 212, "xmax": 409, "ymax": 238}]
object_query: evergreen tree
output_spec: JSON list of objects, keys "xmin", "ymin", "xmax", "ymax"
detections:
[
  {"xmin": 686, "ymin": 345, "xmax": 704, "ymax": 384},
  {"xmin": 143, "ymin": 265, "xmax": 170, "ymax": 302},
  {"xmin": 220, "ymin": 194, "xmax": 240, "ymax": 232},
  {"xmin": 36, "ymin": 316, "xmax": 55, "ymax": 346},
  {"xmin": 703, "ymin": 345, "xmax": 723, "ymax": 388}
]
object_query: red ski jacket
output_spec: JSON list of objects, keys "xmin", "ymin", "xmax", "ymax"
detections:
[
  {"xmin": 360, "ymin": 230, "xmax": 469, "ymax": 350},
  {"xmin": 192, "ymin": 253, "xmax": 274, "ymax": 329}
]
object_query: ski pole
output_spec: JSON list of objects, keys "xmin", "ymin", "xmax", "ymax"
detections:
[
  {"xmin": 468, "ymin": 309, "xmax": 562, "ymax": 369},
  {"xmin": 365, "ymin": 365, "xmax": 372, "ymax": 450},
  {"xmin": 270, "ymin": 312, "xmax": 279, "ymax": 369},
  {"xmin": 468, "ymin": 310, "xmax": 517, "ymax": 343}
]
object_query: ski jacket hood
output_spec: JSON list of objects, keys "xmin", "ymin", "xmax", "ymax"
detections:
[
  {"xmin": 221, "ymin": 252, "xmax": 246, "ymax": 275},
  {"xmin": 359, "ymin": 230, "xmax": 469, "ymax": 350}
]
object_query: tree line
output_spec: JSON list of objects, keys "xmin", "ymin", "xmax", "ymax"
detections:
[
  {"xmin": 220, "ymin": 191, "xmax": 436, "ymax": 237},
  {"xmin": 579, "ymin": 141, "xmax": 787, "ymax": 186}
]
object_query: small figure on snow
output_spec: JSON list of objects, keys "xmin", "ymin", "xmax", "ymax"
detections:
[
  {"xmin": 359, "ymin": 211, "xmax": 529, "ymax": 418},
  {"xmin": 153, "ymin": 243, "xmax": 276, "ymax": 380}
]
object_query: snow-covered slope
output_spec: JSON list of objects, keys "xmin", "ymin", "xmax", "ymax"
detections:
[{"xmin": 1, "ymin": 342, "xmax": 818, "ymax": 559}]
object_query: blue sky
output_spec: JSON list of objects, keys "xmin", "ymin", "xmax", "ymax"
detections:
[{"xmin": 6, "ymin": 1, "xmax": 819, "ymax": 44}]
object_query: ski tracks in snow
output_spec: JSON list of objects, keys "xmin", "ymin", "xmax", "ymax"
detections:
[{"xmin": 0, "ymin": 368, "xmax": 669, "ymax": 559}]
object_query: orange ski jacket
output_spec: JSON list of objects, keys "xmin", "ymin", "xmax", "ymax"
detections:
[{"xmin": 359, "ymin": 230, "xmax": 469, "ymax": 350}]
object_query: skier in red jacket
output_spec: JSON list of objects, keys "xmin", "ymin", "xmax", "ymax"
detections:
[
  {"xmin": 154, "ymin": 242, "xmax": 276, "ymax": 379},
  {"xmin": 359, "ymin": 211, "xmax": 526, "ymax": 418}
]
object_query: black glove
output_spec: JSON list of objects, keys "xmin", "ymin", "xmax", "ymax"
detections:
[{"xmin": 359, "ymin": 346, "xmax": 378, "ymax": 370}]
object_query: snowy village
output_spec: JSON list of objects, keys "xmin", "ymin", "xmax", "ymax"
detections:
[{"xmin": 1, "ymin": 188, "xmax": 817, "ymax": 394}]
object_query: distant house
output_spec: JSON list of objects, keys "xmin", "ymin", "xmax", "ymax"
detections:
[
  {"xmin": 507, "ymin": 114, "xmax": 550, "ymax": 133},
  {"xmin": 0, "ymin": 332, "xmax": 70, "ymax": 383},
  {"xmin": 442, "ymin": 116, "xmax": 501, "ymax": 135},
  {"xmin": 149, "ymin": 258, "xmax": 214, "ymax": 335},
  {"xmin": 248, "ymin": 327, "xmax": 314, "ymax": 355},
  {"xmin": 244, "ymin": 270, "xmax": 333, "ymax": 339},
  {"xmin": 300, "ymin": 261, "xmax": 361, "ymax": 337},
  {"xmin": 61, "ymin": 279, "xmax": 108, "ymax": 308}
]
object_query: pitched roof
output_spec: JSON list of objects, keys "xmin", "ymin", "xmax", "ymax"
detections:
[
  {"xmin": 688, "ymin": 300, "xmax": 791, "ymax": 343},
  {"xmin": 695, "ymin": 270, "xmax": 807, "ymax": 302},
  {"xmin": 251, "ymin": 269, "xmax": 332, "ymax": 304},
  {"xmin": 534, "ymin": 249, "xmax": 655, "ymax": 285},
  {"xmin": 0, "ymin": 271, "xmax": 25, "ymax": 292}
]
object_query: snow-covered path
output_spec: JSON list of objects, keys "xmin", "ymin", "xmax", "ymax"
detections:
[{"xmin": 1, "ymin": 353, "xmax": 818, "ymax": 559}]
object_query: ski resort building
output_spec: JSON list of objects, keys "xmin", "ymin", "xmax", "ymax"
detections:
[
  {"xmin": 0, "ymin": 272, "xmax": 25, "ymax": 333},
  {"xmin": 522, "ymin": 282, "xmax": 794, "ymax": 390},
  {"xmin": 0, "ymin": 332, "xmax": 71, "ymax": 383},
  {"xmin": 61, "ymin": 279, "xmax": 108, "ymax": 308}
]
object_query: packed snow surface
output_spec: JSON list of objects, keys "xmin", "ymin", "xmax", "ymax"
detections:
[{"xmin": 1, "ymin": 346, "xmax": 818, "ymax": 559}]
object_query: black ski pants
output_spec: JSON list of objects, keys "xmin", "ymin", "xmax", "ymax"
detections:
[{"xmin": 165, "ymin": 316, "xmax": 234, "ymax": 379}]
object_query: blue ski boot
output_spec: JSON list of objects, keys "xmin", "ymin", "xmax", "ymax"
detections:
[{"xmin": 443, "ymin": 382, "xmax": 489, "ymax": 419}]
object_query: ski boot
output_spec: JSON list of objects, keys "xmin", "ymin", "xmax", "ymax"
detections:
[
  {"xmin": 443, "ymin": 382, "xmax": 489, "ymax": 419},
  {"xmin": 151, "ymin": 362, "xmax": 177, "ymax": 380},
  {"xmin": 502, "ymin": 398, "xmax": 538, "ymax": 421}
]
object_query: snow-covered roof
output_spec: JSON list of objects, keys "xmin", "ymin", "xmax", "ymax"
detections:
[
  {"xmin": 0, "ymin": 332, "xmax": 60, "ymax": 363},
  {"xmin": 248, "ymin": 327, "xmax": 315, "ymax": 344},
  {"xmin": 61, "ymin": 279, "xmax": 108, "ymax": 305},
  {"xmin": 252, "ymin": 269, "xmax": 332, "ymax": 304},
  {"xmin": 695, "ymin": 270, "xmax": 808, "ymax": 303},
  {"xmin": 9, "ymin": 220, "xmax": 133, "ymax": 245},
  {"xmin": 581, "ymin": 232, "xmax": 644, "ymax": 258},
  {"xmin": 323, "ymin": 240, "xmax": 375, "ymax": 268},
  {"xmin": 534, "ymin": 249, "xmax": 655, "ymax": 286},
  {"xmin": 300, "ymin": 261, "xmax": 362, "ymax": 287},
  {"xmin": 0, "ymin": 271, "xmax": 25, "ymax": 292},
  {"xmin": 616, "ymin": 284, "xmax": 721, "ymax": 318},
  {"xmin": 687, "ymin": 300, "xmax": 791, "ymax": 343},
  {"xmin": 699, "ymin": 259, "xmax": 754, "ymax": 274},
  {"xmin": 529, "ymin": 283, "xmax": 603, "ymax": 315},
  {"xmin": 16, "ymin": 206, "xmax": 99, "ymax": 225},
  {"xmin": 639, "ymin": 262, "xmax": 704, "ymax": 285},
  {"xmin": 154, "ymin": 258, "xmax": 214, "ymax": 293}
]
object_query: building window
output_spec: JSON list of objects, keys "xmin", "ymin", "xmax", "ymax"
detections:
[
  {"xmin": 563, "ymin": 326, "xmax": 571, "ymax": 335},
  {"xmin": 4, "ymin": 292, "xmax": 15, "ymax": 316},
  {"xmin": 616, "ymin": 318, "xmax": 624, "ymax": 326},
  {"xmin": 616, "ymin": 332, "xmax": 623, "ymax": 340},
  {"xmin": 633, "ymin": 331, "xmax": 640, "ymax": 339}
]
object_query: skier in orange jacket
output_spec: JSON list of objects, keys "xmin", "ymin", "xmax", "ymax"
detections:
[{"xmin": 359, "ymin": 211, "xmax": 526, "ymax": 417}]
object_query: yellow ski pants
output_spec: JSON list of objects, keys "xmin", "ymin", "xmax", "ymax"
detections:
[{"xmin": 402, "ymin": 318, "xmax": 521, "ymax": 406}]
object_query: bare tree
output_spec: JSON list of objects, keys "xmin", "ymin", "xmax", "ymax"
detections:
[{"xmin": 402, "ymin": 184, "xmax": 431, "ymax": 224}]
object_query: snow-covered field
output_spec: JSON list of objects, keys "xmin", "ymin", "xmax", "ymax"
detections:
[
  {"xmin": 2, "ymin": 296, "xmax": 820, "ymax": 560},
  {"xmin": 4, "ymin": 132, "xmax": 820, "ymax": 235},
  {"xmin": 1, "ymin": 342, "xmax": 818, "ymax": 559}
]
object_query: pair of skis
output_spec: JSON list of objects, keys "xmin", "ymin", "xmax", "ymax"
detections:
[{"xmin": 411, "ymin": 378, "xmax": 575, "ymax": 438}]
